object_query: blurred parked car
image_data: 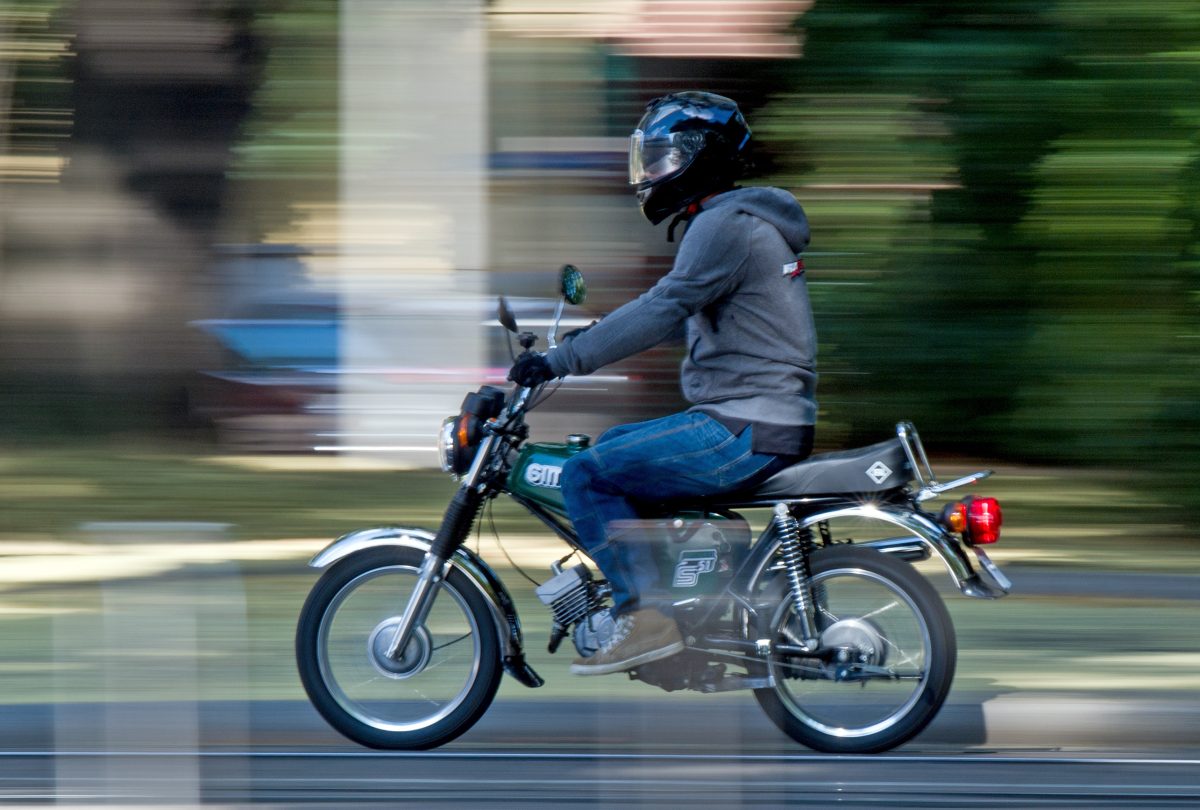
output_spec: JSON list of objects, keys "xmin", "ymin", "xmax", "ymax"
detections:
[
  {"xmin": 188, "ymin": 289, "xmax": 340, "ymax": 450},
  {"xmin": 188, "ymin": 288, "xmax": 675, "ymax": 453}
]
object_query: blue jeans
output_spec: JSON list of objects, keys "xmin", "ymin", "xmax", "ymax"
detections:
[{"xmin": 560, "ymin": 411, "xmax": 792, "ymax": 617}]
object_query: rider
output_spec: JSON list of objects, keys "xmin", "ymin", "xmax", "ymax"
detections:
[{"xmin": 508, "ymin": 91, "xmax": 817, "ymax": 676}]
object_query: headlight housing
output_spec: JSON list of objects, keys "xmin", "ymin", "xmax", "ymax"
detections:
[{"xmin": 438, "ymin": 386, "xmax": 507, "ymax": 478}]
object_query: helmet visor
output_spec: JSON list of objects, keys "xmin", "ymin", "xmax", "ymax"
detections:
[{"xmin": 629, "ymin": 129, "xmax": 700, "ymax": 186}]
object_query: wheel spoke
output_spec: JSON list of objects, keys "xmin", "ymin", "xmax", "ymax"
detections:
[
  {"xmin": 433, "ymin": 632, "xmax": 472, "ymax": 651},
  {"xmin": 857, "ymin": 599, "xmax": 900, "ymax": 622},
  {"xmin": 878, "ymin": 634, "xmax": 920, "ymax": 670}
]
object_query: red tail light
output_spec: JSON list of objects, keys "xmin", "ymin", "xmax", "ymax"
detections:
[
  {"xmin": 940, "ymin": 496, "xmax": 1003, "ymax": 544},
  {"xmin": 965, "ymin": 496, "xmax": 1002, "ymax": 544}
]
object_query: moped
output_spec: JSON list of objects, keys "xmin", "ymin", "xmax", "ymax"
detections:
[{"xmin": 296, "ymin": 265, "xmax": 1010, "ymax": 753}]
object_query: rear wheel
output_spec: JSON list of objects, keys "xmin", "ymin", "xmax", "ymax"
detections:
[
  {"xmin": 296, "ymin": 546, "xmax": 502, "ymax": 749},
  {"xmin": 754, "ymin": 545, "xmax": 956, "ymax": 753}
]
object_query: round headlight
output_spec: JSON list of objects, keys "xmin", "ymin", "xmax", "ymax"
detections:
[{"xmin": 437, "ymin": 416, "xmax": 457, "ymax": 475}]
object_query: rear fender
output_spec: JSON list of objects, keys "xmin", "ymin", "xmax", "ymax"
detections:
[
  {"xmin": 310, "ymin": 526, "xmax": 543, "ymax": 687},
  {"xmin": 742, "ymin": 504, "xmax": 1006, "ymax": 599}
]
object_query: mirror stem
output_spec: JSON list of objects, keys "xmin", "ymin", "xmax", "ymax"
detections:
[{"xmin": 547, "ymin": 297, "xmax": 566, "ymax": 349}]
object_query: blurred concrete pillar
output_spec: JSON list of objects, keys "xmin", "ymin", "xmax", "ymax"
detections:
[
  {"xmin": 337, "ymin": 0, "xmax": 489, "ymax": 467},
  {"xmin": 53, "ymin": 522, "xmax": 246, "ymax": 804}
]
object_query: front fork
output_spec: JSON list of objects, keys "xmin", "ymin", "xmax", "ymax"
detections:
[
  {"xmin": 385, "ymin": 435, "xmax": 495, "ymax": 660},
  {"xmin": 384, "ymin": 553, "xmax": 449, "ymax": 659}
]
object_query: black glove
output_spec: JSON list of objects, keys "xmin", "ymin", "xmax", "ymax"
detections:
[{"xmin": 508, "ymin": 352, "xmax": 556, "ymax": 387}]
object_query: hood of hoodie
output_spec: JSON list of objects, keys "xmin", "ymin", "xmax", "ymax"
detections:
[{"xmin": 701, "ymin": 186, "xmax": 810, "ymax": 255}]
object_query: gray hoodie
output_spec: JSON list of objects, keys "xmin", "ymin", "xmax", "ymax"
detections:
[{"xmin": 547, "ymin": 186, "xmax": 817, "ymax": 453}]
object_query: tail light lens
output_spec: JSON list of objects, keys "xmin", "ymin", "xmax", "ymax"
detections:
[
  {"xmin": 940, "ymin": 496, "xmax": 1003, "ymax": 544},
  {"xmin": 966, "ymin": 496, "xmax": 1002, "ymax": 544}
]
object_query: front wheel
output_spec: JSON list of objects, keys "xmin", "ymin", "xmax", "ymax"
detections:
[
  {"xmin": 753, "ymin": 545, "xmax": 956, "ymax": 753},
  {"xmin": 296, "ymin": 546, "xmax": 502, "ymax": 749}
]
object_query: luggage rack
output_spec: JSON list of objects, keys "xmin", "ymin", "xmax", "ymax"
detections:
[{"xmin": 896, "ymin": 421, "xmax": 993, "ymax": 503}]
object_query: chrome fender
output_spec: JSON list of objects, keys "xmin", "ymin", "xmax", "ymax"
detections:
[
  {"xmin": 310, "ymin": 526, "xmax": 543, "ymax": 686},
  {"xmin": 746, "ymin": 504, "xmax": 1008, "ymax": 599}
]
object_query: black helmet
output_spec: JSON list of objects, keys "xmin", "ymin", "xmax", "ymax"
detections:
[{"xmin": 628, "ymin": 91, "xmax": 751, "ymax": 225}]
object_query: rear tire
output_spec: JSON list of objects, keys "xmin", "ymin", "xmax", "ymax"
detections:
[
  {"xmin": 754, "ymin": 545, "xmax": 956, "ymax": 753},
  {"xmin": 296, "ymin": 546, "xmax": 502, "ymax": 749}
]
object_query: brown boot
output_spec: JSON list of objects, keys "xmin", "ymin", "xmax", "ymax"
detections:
[{"xmin": 569, "ymin": 609, "xmax": 684, "ymax": 676}]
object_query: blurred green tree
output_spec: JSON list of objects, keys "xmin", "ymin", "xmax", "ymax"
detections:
[
  {"xmin": 761, "ymin": 1, "xmax": 1200, "ymax": 508},
  {"xmin": 223, "ymin": 0, "xmax": 339, "ymax": 244}
]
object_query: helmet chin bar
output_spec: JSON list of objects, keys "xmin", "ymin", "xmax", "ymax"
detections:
[{"xmin": 637, "ymin": 172, "xmax": 734, "ymax": 225}]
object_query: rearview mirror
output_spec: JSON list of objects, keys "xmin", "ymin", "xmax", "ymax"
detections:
[
  {"xmin": 497, "ymin": 296, "xmax": 519, "ymax": 333},
  {"xmin": 560, "ymin": 264, "xmax": 587, "ymax": 306}
]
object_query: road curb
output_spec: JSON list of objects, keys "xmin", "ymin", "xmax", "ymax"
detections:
[{"xmin": 964, "ymin": 693, "xmax": 1200, "ymax": 749}]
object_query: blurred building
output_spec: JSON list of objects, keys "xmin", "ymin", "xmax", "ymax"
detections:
[
  {"xmin": 0, "ymin": 0, "xmax": 262, "ymax": 434},
  {"xmin": 332, "ymin": 0, "xmax": 811, "ymax": 465},
  {"xmin": 0, "ymin": 0, "xmax": 810, "ymax": 458}
]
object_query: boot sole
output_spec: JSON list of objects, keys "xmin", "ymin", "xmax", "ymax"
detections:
[{"xmin": 569, "ymin": 640, "xmax": 685, "ymax": 676}]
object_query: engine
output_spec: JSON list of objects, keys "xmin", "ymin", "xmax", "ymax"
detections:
[{"xmin": 534, "ymin": 562, "xmax": 615, "ymax": 657}]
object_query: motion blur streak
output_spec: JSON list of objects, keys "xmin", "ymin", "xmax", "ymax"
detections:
[{"xmin": 0, "ymin": 1, "xmax": 1198, "ymax": 807}]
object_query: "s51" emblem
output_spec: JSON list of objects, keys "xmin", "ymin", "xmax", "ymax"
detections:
[{"xmin": 673, "ymin": 549, "xmax": 717, "ymax": 587}]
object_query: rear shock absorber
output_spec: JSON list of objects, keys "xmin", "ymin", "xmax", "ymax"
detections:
[{"xmin": 773, "ymin": 503, "xmax": 820, "ymax": 651}]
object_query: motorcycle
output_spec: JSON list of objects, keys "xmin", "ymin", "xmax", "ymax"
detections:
[{"xmin": 295, "ymin": 265, "xmax": 1011, "ymax": 754}]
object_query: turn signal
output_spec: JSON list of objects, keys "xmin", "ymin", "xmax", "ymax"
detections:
[
  {"xmin": 939, "ymin": 502, "xmax": 968, "ymax": 534},
  {"xmin": 965, "ymin": 496, "xmax": 1003, "ymax": 545}
]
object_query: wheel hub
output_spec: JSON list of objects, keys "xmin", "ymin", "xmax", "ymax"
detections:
[
  {"xmin": 820, "ymin": 618, "xmax": 886, "ymax": 680},
  {"xmin": 367, "ymin": 619, "xmax": 433, "ymax": 680}
]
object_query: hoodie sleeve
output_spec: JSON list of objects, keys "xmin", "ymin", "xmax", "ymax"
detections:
[{"xmin": 546, "ymin": 209, "xmax": 751, "ymax": 378}]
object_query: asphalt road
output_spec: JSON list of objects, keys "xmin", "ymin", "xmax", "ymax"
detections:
[
  {"xmin": 1, "ymin": 567, "xmax": 1195, "ymax": 806},
  {"xmin": 2, "ymin": 696, "xmax": 1197, "ymax": 807}
]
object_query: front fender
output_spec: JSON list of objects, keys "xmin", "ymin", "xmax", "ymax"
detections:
[
  {"xmin": 309, "ymin": 526, "xmax": 438, "ymax": 569},
  {"xmin": 310, "ymin": 526, "xmax": 544, "ymax": 687}
]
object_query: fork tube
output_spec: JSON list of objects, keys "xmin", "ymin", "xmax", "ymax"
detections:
[
  {"xmin": 385, "ymin": 552, "xmax": 446, "ymax": 659},
  {"xmin": 385, "ymin": 437, "xmax": 493, "ymax": 660}
]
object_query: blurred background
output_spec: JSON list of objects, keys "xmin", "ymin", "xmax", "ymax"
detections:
[
  {"xmin": 2, "ymin": 0, "xmax": 1197, "ymax": 478},
  {"xmin": 0, "ymin": 0, "xmax": 1198, "ymax": 803}
]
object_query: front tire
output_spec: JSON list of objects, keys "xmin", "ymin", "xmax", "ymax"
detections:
[
  {"xmin": 754, "ymin": 545, "xmax": 956, "ymax": 753},
  {"xmin": 296, "ymin": 546, "xmax": 502, "ymax": 749}
]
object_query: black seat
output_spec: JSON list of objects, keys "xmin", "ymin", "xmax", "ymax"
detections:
[
  {"xmin": 706, "ymin": 438, "xmax": 913, "ymax": 507},
  {"xmin": 754, "ymin": 437, "xmax": 912, "ymax": 497}
]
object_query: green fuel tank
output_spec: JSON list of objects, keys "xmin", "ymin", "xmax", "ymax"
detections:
[{"xmin": 505, "ymin": 435, "xmax": 592, "ymax": 517}]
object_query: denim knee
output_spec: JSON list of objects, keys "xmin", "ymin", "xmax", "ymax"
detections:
[{"xmin": 560, "ymin": 450, "xmax": 597, "ymax": 501}]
